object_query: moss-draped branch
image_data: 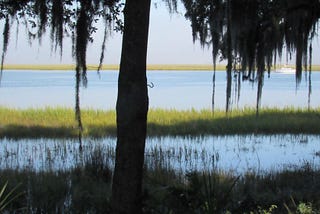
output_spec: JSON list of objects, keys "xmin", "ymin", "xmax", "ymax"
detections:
[
  {"xmin": 0, "ymin": 0, "xmax": 123, "ymax": 140},
  {"xmin": 1, "ymin": 0, "xmax": 319, "ymax": 115},
  {"xmin": 182, "ymin": 0, "xmax": 320, "ymax": 111}
]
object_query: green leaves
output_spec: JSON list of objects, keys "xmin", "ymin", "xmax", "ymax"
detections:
[{"xmin": 0, "ymin": 181, "xmax": 23, "ymax": 211}]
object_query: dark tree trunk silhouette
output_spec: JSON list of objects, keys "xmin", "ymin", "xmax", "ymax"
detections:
[
  {"xmin": 295, "ymin": 34, "xmax": 303, "ymax": 82},
  {"xmin": 1, "ymin": 1, "xmax": 320, "ymax": 212},
  {"xmin": 308, "ymin": 44, "xmax": 312, "ymax": 110},
  {"xmin": 111, "ymin": 0, "xmax": 151, "ymax": 213},
  {"xmin": 226, "ymin": 0, "xmax": 232, "ymax": 113}
]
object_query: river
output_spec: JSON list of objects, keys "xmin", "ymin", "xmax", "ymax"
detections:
[
  {"xmin": 0, "ymin": 70, "xmax": 319, "ymax": 174},
  {"xmin": 0, "ymin": 70, "xmax": 319, "ymax": 109}
]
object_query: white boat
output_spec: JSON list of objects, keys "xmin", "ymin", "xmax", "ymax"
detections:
[{"xmin": 276, "ymin": 65, "xmax": 295, "ymax": 73}]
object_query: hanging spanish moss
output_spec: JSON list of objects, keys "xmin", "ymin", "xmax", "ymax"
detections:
[
  {"xmin": 74, "ymin": 0, "xmax": 93, "ymax": 148},
  {"xmin": 211, "ymin": 58, "xmax": 216, "ymax": 112},
  {"xmin": 34, "ymin": 0, "xmax": 48, "ymax": 43},
  {"xmin": 210, "ymin": 0, "xmax": 223, "ymax": 112},
  {"xmin": 225, "ymin": 0, "xmax": 232, "ymax": 113},
  {"xmin": 97, "ymin": 25, "xmax": 108, "ymax": 74},
  {"xmin": 0, "ymin": 0, "xmax": 122, "ymax": 146},
  {"xmin": 182, "ymin": 0, "xmax": 319, "ymax": 114},
  {"xmin": 73, "ymin": 0, "xmax": 123, "ymax": 147},
  {"xmin": 0, "ymin": 0, "xmax": 319, "ymax": 119},
  {"xmin": 0, "ymin": 1, "xmax": 30, "ymax": 80},
  {"xmin": 165, "ymin": 0, "xmax": 178, "ymax": 14},
  {"xmin": 284, "ymin": 0, "xmax": 319, "ymax": 83},
  {"xmin": 308, "ymin": 43, "xmax": 312, "ymax": 110},
  {"xmin": 51, "ymin": 0, "xmax": 64, "ymax": 56},
  {"xmin": 0, "ymin": 16, "xmax": 9, "ymax": 81},
  {"xmin": 183, "ymin": 0, "xmax": 225, "ymax": 112}
]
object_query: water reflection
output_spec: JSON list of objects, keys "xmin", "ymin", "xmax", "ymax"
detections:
[{"xmin": 0, "ymin": 134, "xmax": 319, "ymax": 174}]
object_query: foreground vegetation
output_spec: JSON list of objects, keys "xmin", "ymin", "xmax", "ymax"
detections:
[
  {"xmin": 0, "ymin": 107, "xmax": 319, "ymax": 138},
  {"xmin": 0, "ymin": 106, "xmax": 319, "ymax": 213},
  {"xmin": 1, "ymin": 158, "xmax": 320, "ymax": 213}
]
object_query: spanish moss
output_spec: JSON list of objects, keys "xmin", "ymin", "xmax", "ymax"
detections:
[
  {"xmin": 0, "ymin": 15, "xmax": 9, "ymax": 81},
  {"xmin": 0, "ymin": 0, "xmax": 121, "ymax": 143},
  {"xmin": 211, "ymin": 59, "xmax": 216, "ymax": 112},
  {"xmin": 34, "ymin": 0, "xmax": 48, "ymax": 41},
  {"xmin": 98, "ymin": 25, "xmax": 108, "ymax": 74},
  {"xmin": 182, "ymin": 0, "xmax": 320, "ymax": 114},
  {"xmin": 308, "ymin": 43, "xmax": 312, "ymax": 110},
  {"xmin": 51, "ymin": 0, "xmax": 64, "ymax": 56},
  {"xmin": 75, "ymin": 67, "xmax": 83, "ymax": 150},
  {"xmin": 225, "ymin": 0, "xmax": 232, "ymax": 113},
  {"xmin": 165, "ymin": 0, "xmax": 178, "ymax": 14},
  {"xmin": 0, "ymin": 0, "xmax": 319, "ymax": 118}
]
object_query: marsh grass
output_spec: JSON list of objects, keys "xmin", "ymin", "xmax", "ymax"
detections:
[
  {"xmin": 0, "ymin": 138, "xmax": 319, "ymax": 213},
  {"xmin": 0, "ymin": 169, "xmax": 113, "ymax": 213},
  {"xmin": 2, "ymin": 161, "xmax": 320, "ymax": 213},
  {"xmin": 0, "ymin": 181, "xmax": 23, "ymax": 211},
  {"xmin": 0, "ymin": 107, "xmax": 116, "ymax": 138},
  {"xmin": 142, "ymin": 163, "xmax": 320, "ymax": 213},
  {"xmin": 0, "ymin": 107, "xmax": 320, "ymax": 138}
]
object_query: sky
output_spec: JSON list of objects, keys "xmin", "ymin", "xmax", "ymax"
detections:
[{"xmin": 1, "ymin": 2, "xmax": 320, "ymax": 65}]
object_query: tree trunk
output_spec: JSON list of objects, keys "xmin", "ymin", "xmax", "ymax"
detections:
[
  {"xmin": 226, "ymin": 0, "xmax": 232, "ymax": 113},
  {"xmin": 111, "ymin": 0, "xmax": 151, "ymax": 214}
]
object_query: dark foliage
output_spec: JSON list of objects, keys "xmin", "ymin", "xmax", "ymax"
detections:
[
  {"xmin": 182, "ymin": 0, "xmax": 320, "ymax": 112},
  {"xmin": 0, "ymin": 0, "xmax": 123, "ymax": 139}
]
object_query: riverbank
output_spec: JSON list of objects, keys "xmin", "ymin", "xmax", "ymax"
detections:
[
  {"xmin": 2, "ymin": 64, "xmax": 217, "ymax": 71},
  {"xmin": 0, "ymin": 107, "xmax": 320, "ymax": 213},
  {"xmin": 0, "ymin": 107, "xmax": 319, "ymax": 138},
  {"xmin": 3, "ymin": 64, "xmax": 320, "ymax": 71}
]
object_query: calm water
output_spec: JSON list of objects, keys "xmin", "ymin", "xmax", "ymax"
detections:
[
  {"xmin": 0, "ymin": 70, "xmax": 319, "ymax": 174},
  {"xmin": 0, "ymin": 70, "xmax": 319, "ymax": 109},
  {"xmin": 0, "ymin": 135, "xmax": 319, "ymax": 174}
]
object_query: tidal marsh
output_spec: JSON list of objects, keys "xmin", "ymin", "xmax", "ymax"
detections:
[
  {"xmin": 0, "ymin": 107, "xmax": 320, "ymax": 138},
  {"xmin": 0, "ymin": 107, "xmax": 320, "ymax": 213},
  {"xmin": 1, "ymin": 155, "xmax": 320, "ymax": 213},
  {"xmin": 0, "ymin": 135, "xmax": 318, "ymax": 174}
]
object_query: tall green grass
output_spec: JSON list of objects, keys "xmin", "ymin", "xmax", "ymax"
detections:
[
  {"xmin": 0, "ymin": 107, "xmax": 319, "ymax": 138},
  {"xmin": 147, "ymin": 107, "xmax": 320, "ymax": 136}
]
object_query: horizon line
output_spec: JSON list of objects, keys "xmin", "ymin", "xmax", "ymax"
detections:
[{"xmin": 3, "ymin": 64, "xmax": 320, "ymax": 71}]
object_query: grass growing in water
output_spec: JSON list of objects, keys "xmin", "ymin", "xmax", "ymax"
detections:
[
  {"xmin": 1, "ymin": 161, "xmax": 320, "ymax": 213},
  {"xmin": 0, "ymin": 107, "xmax": 319, "ymax": 138}
]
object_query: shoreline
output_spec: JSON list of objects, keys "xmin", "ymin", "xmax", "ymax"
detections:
[
  {"xmin": 0, "ymin": 107, "xmax": 319, "ymax": 138},
  {"xmin": 2, "ymin": 64, "xmax": 216, "ymax": 71},
  {"xmin": 3, "ymin": 64, "xmax": 320, "ymax": 71}
]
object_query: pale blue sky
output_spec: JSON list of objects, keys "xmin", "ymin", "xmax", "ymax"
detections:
[{"xmin": 2, "ymin": 3, "xmax": 320, "ymax": 65}]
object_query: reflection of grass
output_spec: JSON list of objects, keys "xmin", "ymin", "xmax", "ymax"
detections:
[
  {"xmin": 0, "ymin": 155, "xmax": 113, "ymax": 213},
  {"xmin": 2, "ymin": 161, "xmax": 320, "ymax": 213},
  {"xmin": 0, "ymin": 107, "xmax": 320, "ymax": 138}
]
